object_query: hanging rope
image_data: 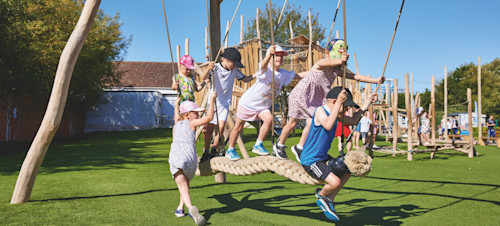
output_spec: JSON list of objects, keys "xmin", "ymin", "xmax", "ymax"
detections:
[
  {"xmin": 268, "ymin": 0, "xmax": 276, "ymax": 145},
  {"xmin": 339, "ymin": 0, "xmax": 347, "ymax": 153},
  {"xmin": 325, "ymin": 0, "xmax": 342, "ymax": 49},
  {"xmin": 342, "ymin": 0, "xmax": 406, "ymax": 151},
  {"xmin": 161, "ymin": 0, "xmax": 180, "ymax": 96}
]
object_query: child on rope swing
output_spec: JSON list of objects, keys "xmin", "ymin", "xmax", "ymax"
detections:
[
  {"xmin": 200, "ymin": 48, "xmax": 255, "ymax": 161},
  {"xmin": 225, "ymin": 45, "xmax": 306, "ymax": 160},
  {"xmin": 300, "ymin": 87, "xmax": 377, "ymax": 222},
  {"xmin": 168, "ymin": 91, "xmax": 217, "ymax": 226},
  {"xmin": 171, "ymin": 55, "xmax": 214, "ymax": 103},
  {"xmin": 273, "ymin": 39, "xmax": 384, "ymax": 161}
]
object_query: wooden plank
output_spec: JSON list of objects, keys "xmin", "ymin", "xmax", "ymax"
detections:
[
  {"xmin": 467, "ymin": 88, "xmax": 474, "ymax": 157},
  {"xmin": 393, "ymin": 79, "xmax": 398, "ymax": 156},
  {"xmin": 405, "ymin": 74, "xmax": 413, "ymax": 161}
]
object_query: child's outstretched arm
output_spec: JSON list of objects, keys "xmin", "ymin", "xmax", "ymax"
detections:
[
  {"xmin": 342, "ymin": 93, "xmax": 378, "ymax": 125},
  {"xmin": 171, "ymin": 75, "xmax": 178, "ymax": 90},
  {"xmin": 260, "ymin": 45, "xmax": 276, "ymax": 72},
  {"xmin": 189, "ymin": 92, "xmax": 217, "ymax": 129},
  {"xmin": 195, "ymin": 62, "xmax": 214, "ymax": 91},
  {"xmin": 346, "ymin": 73, "xmax": 384, "ymax": 85},
  {"xmin": 312, "ymin": 52, "xmax": 348, "ymax": 71},
  {"xmin": 316, "ymin": 90, "xmax": 347, "ymax": 131},
  {"xmin": 174, "ymin": 97, "xmax": 181, "ymax": 124}
]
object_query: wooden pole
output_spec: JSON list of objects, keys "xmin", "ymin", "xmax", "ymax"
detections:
[
  {"xmin": 224, "ymin": 21, "xmax": 229, "ymax": 48},
  {"xmin": 431, "ymin": 75, "xmax": 436, "ymax": 144},
  {"xmin": 405, "ymin": 73, "xmax": 413, "ymax": 161},
  {"xmin": 308, "ymin": 10, "xmax": 312, "ymax": 70},
  {"xmin": 385, "ymin": 83, "xmax": 390, "ymax": 142},
  {"xmin": 392, "ymin": 79, "xmax": 398, "ymax": 156},
  {"xmin": 444, "ymin": 65, "xmax": 448, "ymax": 140},
  {"xmin": 410, "ymin": 72, "xmax": 414, "ymax": 110},
  {"xmin": 205, "ymin": 27, "xmax": 210, "ymax": 61},
  {"xmin": 467, "ymin": 88, "xmax": 474, "ymax": 157},
  {"xmin": 289, "ymin": 20, "xmax": 294, "ymax": 39},
  {"xmin": 185, "ymin": 38, "xmax": 189, "ymax": 55},
  {"xmin": 176, "ymin": 46, "xmax": 181, "ymax": 63},
  {"xmin": 240, "ymin": 15, "xmax": 243, "ymax": 44},
  {"xmin": 256, "ymin": 8, "xmax": 262, "ymax": 62},
  {"xmin": 336, "ymin": 30, "xmax": 339, "ymax": 39},
  {"xmin": 478, "ymin": 56, "xmax": 484, "ymax": 146},
  {"xmin": 367, "ymin": 80, "xmax": 374, "ymax": 157},
  {"xmin": 11, "ymin": 0, "xmax": 101, "ymax": 204}
]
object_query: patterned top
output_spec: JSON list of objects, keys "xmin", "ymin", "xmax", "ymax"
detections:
[
  {"xmin": 175, "ymin": 74, "xmax": 195, "ymax": 102},
  {"xmin": 288, "ymin": 68, "xmax": 339, "ymax": 119},
  {"xmin": 420, "ymin": 113, "xmax": 431, "ymax": 133}
]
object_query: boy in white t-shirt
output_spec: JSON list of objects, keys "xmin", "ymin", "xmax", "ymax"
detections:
[
  {"xmin": 225, "ymin": 45, "xmax": 305, "ymax": 160},
  {"xmin": 202, "ymin": 48, "xmax": 255, "ymax": 160},
  {"xmin": 359, "ymin": 112, "xmax": 372, "ymax": 145}
]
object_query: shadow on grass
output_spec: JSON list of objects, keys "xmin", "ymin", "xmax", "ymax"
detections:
[
  {"xmin": 30, "ymin": 179, "xmax": 291, "ymax": 203},
  {"xmin": 0, "ymin": 129, "xmax": 173, "ymax": 175}
]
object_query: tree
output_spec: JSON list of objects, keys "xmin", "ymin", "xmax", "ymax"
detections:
[
  {"xmin": 0, "ymin": 0, "xmax": 130, "ymax": 112},
  {"xmin": 243, "ymin": 3, "xmax": 325, "ymax": 47}
]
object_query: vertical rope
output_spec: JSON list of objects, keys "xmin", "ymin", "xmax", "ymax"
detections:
[
  {"xmin": 325, "ymin": 0, "xmax": 342, "ymax": 49},
  {"xmin": 268, "ymin": 0, "xmax": 276, "ymax": 145},
  {"xmin": 340, "ymin": 0, "xmax": 347, "ymax": 153},
  {"xmin": 161, "ymin": 0, "xmax": 180, "ymax": 96}
]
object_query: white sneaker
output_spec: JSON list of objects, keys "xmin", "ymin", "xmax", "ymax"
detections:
[{"xmin": 188, "ymin": 206, "xmax": 206, "ymax": 226}]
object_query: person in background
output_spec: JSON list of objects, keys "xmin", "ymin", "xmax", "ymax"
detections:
[{"xmin": 487, "ymin": 115, "xmax": 496, "ymax": 144}]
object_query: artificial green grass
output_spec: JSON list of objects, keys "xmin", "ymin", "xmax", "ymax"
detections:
[{"xmin": 1, "ymin": 129, "xmax": 499, "ymax": 225}]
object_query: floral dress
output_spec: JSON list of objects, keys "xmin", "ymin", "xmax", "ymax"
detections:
[{"xmin": 288, "ymin": 68, "xmax": 339, "ymax": 119}]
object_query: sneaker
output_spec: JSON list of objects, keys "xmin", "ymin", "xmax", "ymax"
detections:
[
  {"xmin": 225, "ymin": 148, "xmax": 241, "ymax": 161},
  {"xmin": 175, "ymin": 208, "xmax": 185, "ymax": 217},
  {"xmin": 188, "ymin": 206, "xmax": 206, "ymax": 226},
  {"xmin": 316, "ymin": 196, "xmax": 340, "ymax": 221},
  {"xmin": 314, "ymin": 187, "xmax": 323, "ymax": 199},
  {"xmin": 291, "ymin": 145, "xmax": 302, "ymax": 162},
  {"xmin": 252, "ymin": 143, "xmax": 270, "ymax": 155},
  {"xmin": 273, "ymin": 143, "xmax": 288, "ymax": 159}
]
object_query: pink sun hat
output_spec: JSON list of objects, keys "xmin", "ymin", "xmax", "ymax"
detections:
[
  {"xmin": 179, "ymin": 55, "xmax": 196, "ymax": 70},
  {"xmin": 179, "ymin": 101, "xmax": 205, "ymax": 114}
]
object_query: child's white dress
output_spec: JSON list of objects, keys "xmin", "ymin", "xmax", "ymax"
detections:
[{"xmin": 169, "ymin": 120, "xmax": 198, "ymax": 180}]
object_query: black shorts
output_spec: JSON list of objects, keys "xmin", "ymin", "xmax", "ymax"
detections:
[{"xmin": 303, "ymin": 156, "xmax": 333, "ymax": 181}]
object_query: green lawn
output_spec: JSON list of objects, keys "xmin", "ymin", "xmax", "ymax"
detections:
[{"xmin": 1, "ymin": 129, "xmax": 499, "ymax": 225}]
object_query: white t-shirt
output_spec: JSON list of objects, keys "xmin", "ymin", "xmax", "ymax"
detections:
[
  {"xmin": 212, "ymin": 63, "xmax": 245, "ymax": 106},
  {"xmin": 359, "ymin": 116, "xmax": 372, "ymax": 133},
  {"xmin": 239, "ymin": 64, "xmax": 295, "ymax": 112}
]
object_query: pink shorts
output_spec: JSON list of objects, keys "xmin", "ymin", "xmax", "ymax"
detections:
[{"xmin": 237, "ymin": 104, "xmax": 270, "ymax": 121}]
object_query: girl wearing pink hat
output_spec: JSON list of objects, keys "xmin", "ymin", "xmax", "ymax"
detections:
[
  {"xmin": 169, "ymin": 92, "xmax": 216, "ymax": 226},
  {"xmin": 171, "ymin": 55, "xmax": 214, "ymax": 103}
]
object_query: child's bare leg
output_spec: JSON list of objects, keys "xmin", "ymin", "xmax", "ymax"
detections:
[
  {"xmin": 174, "ymin": 170, "xmax": 192, "ymax": 209},
  {"xmin": 178, "ymin": 196, "xmax": 184, "ymax": 210},
  {"xmin": 228, "ymin": 118, "xmax": 246, "ymax": 148},
  {"xmin": 298, "ymin": 118, "xmax": 313, "ymax": 147},
  {"xmin": 322, "ymin": 173, "xmax": 351, "ymax": 202},
  {"xmin": 257, "ymin": 112, "xmax": 273, "ymax": 142},
  {"xmin": 278, "ymin": 117, "xmax": 299, "ymax": 145},
  {"xmin": 211, "ymin": 120, "xmax": 226, "ymax": 151}
]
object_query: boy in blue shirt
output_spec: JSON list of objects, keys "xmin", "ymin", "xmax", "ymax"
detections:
[{"xmin": 301, "ymin": 87, "xmax": 377, "ymax": 221}]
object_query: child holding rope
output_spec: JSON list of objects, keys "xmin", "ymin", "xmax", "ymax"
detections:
[
  {"xmin": 169, "ymin": 92, "xmax": 217, "ymax": 226},
  {"xmin": 201, "ymin": 48, "xmax": 255, "ymax": 160},
  {"xmin": 274, "ymin": 39, "xmax": 384, "ymax": 160},
  {"xmin": 171, "ymin": 55, "xmax": 214, "ymax": 102},
  {"xmin": 225, "ymin": 45, "xmax": 305, "ymax": 160},
  {"xmin": 300, "ymin": 87, "xmax": 377, "ymax": 221}
]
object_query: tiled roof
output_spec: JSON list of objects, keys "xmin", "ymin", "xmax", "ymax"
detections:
[{"xmin": 113, "ymin": 61, "xmax": 177, "ymax": 88}]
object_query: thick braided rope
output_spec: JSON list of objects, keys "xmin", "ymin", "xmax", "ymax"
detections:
[{"xmin": 196, "ymin": 156, "xmax": 322, "ymax": 185}]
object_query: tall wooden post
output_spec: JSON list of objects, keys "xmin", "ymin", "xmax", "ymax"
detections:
[
  {"xmin": 308, "ymin": 10, "xmax": 312, "ymax": 70},
  {"xmin": 405, "ymin": 73, "xmax": 413, "ymax": 161},
  {"xmin": 185, "ymin": 38, "xmax": 189, "ymax": 55},
  {"xmin": 392, "ymin": 79, "xmax": 398, "ymax": 156},
  {"xmin": 367, "ymin": 81, "xmax": 374, "ymax": 157},
  {"xmin": 240, "ymin": 15, "xmax": 243, "ymax": 43},
  {"xmin": 444, "ymin": 65, "xmax": 448, "ymax": 140},
  {"xmin": 467, "ymin": 88, "xmax": 474, "ymax": 157},
  {"xmin": 431, "ymin": 75, "xmax": 436, "ymax": 144},
  {"xmin": 224, "ymin": 21, "xmax": 229, "ymax": 48},
  {"xmin": 289, "ymin": 20, "xmax": 294, "ymax": 39},
  {"xmin": 410, "ymin": 72, "xmax": 414, "ymax": 110},
  {"xmin": 385, "ymin": 84, "xmax": 390, "ymax": 142},
  {"xmin": 11, "ymin": 0, "xmax": 101, "ymax": 204},
  {"xmin": 256, "ymin": 8, "xmax": 262, "ymax": 62},
  {"xmin": 205, "ymin": 27, "xmax": 210, "ymax": 61},
  {"xmin": 209, "ymin": 0, "xmax": 225, "ymax": 183},
  {"xmin": 478, "ymin": 56, "xmax": 484, "ymax": 146}
]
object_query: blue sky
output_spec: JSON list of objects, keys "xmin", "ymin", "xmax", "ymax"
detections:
[{"xmin": 99, "ymin": 0, "xmax": 500, "ymax": 93}]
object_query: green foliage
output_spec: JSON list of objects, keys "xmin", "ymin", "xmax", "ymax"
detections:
[
  {"xmin": 0, "ymin": 0, "xmax": 130, "ymax": 110},
  {"xmin": 435, "ymin": 59, "xmax": 500, "ymax": 116},
  {"xmin": 243, "ymin": 3, "xmax": 325, "ymax": 47}
]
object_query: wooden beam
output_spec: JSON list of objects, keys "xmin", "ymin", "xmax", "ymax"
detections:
[
  {"xmin": 393, "ymin": 79, "xmax": 398, "ymax": 156},
  {"xmin": 467, "ymin": 88, "xmax": 474, "ymax": 157},
  {"xmin": 431, "ymin": 75, "xmax": 436, "ymax": 144},
  {"xmin": 209, "ymin": 0, "xmax": 221, "ymax": 61},
  {"xmin": 308, "ymin": 10, "xmax": 312, "ymax": 70},
  {"xmin": 240, "ymin": 15, "xmax": 243, "ymax": 44},
  {"xmin": 478, "ymin": 56, "xmax": 485, "ymax": 146},
  {"xmin": 185, "ymin": 38, "xmax": 189, "ymax": 55},
  {"xmin": 405, "ymin": 73, "xmax": 413, "ymax": 161},
  {"xmin": 444, "ymin": 65, "xmax": 448, "ymax": 140}
]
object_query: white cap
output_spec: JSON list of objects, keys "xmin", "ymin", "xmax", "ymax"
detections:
[{"xmin": 267, "ymin": 45, "xmax": 288, "ymax": 56}]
